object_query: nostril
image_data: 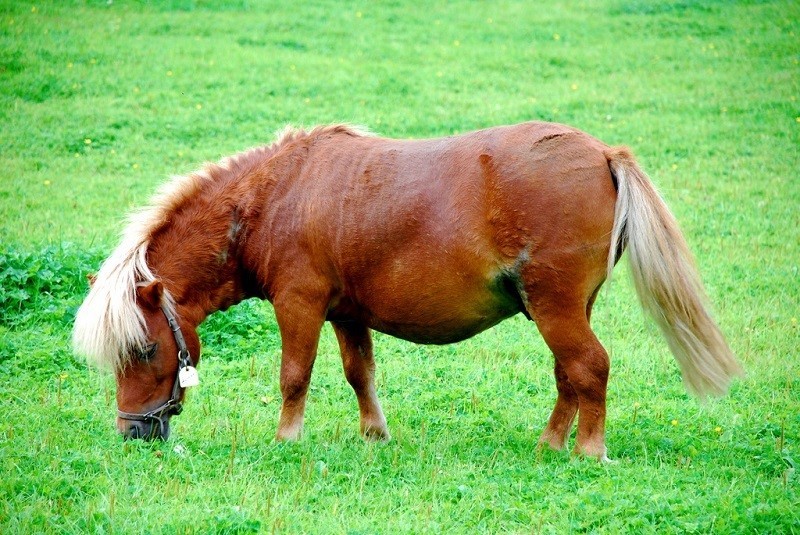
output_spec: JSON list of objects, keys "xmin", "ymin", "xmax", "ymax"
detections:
[
  {"xmin": 160, "ymin": 421, "xmax": 171, "ymax": 441},
  {"xmin": 147, "ymin": 421, "xmax": 160, "ymax": 441},
  {"xmin": 146, "ymin": 419, "xmax": 170, "ymax": 441},
  {"xmin": 125, "ymin": 422, "xmax": 142, "ymax": 440}
]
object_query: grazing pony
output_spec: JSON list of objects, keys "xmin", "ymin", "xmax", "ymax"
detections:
[{"xmin": 73, "ymin": 122, "xmax": 742, "ymax": 460}]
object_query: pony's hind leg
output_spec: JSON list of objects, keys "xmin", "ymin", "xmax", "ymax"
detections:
[
  {"xmin": 538, "ymin": 359, "xmax": 578, "ymax": 451},
  {"xmin": 539, "ymin": 286, "xmax": 603, "ymax": 451},
  {"xmin": 529, "ymin": 298, "xmax": 611, "ymax": 460},
  {"xmin": 332, "ymin": 321, "xmax": 389, "ymax": 440},
  {"xmin": 539, "ymin": 286, "xmax": 600, "ymax": 451}
]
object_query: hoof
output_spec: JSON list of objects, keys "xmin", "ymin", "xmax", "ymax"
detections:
[
  {"xmin": 362, "ymin": 424, "xmax": 391, "ymax": 442},
  {"xmin": 537, "ymin": 431, "xmax": 568, "ymax": 452},
  {"xmin": 572, "ymin": 443, "xmax": 611, "ymax": 462},
  {"xmin": 275, "ymin": 425, "xmax": 303, "ymax": 442}
]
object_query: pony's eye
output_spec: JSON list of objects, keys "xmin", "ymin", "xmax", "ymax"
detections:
[{"xmin": 137, "ymin": 343, "xmax": 158, "ymax": 361}]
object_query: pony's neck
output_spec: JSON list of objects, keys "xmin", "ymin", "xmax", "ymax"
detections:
[
  {"xmin": 142, "ymin": 125, "xmax": 359, "ymax": 325},
  {"xmin": 144, "ymin": 149, "xmax": 275, "ymax": 326}
]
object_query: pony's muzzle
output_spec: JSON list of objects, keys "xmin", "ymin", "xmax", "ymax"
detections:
[{"xmin": 119, "ymin": 418, "xmax": 171, "ymax": 441}]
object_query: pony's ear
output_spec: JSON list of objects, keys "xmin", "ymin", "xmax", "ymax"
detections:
[
  {"xmin": 136, "ymin": 280, "xmax": 164, "ymax": 311},
  {"xmin": 86, "ymin": 273, "xmax": 97, "ymax": 286}
]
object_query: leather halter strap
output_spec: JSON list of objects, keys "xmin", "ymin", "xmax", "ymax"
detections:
[{"xmin": 117, "ymin": 301, "xmax": 193, "ymax": 435}]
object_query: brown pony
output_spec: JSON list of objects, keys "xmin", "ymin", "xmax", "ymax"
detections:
[{"xmin": 72, "ymin": 122, "xmax": 742, "ymax": 460}]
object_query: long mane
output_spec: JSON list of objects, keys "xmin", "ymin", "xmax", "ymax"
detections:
[
  {"xmin": 72, "ymin": 124, "xmax": 368, "ymax": 371},
  {"xmin": 71, "ymin": 176, "xmax": 192, "ymax": 371}
]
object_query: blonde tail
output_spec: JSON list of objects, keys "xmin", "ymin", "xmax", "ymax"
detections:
[{"xmin": 605, "ymin": 147, "xmax": 743, "ymax": 398}]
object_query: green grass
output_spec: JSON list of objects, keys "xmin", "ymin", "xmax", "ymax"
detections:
[{"xmin": 1, "ymin": 0, "xmax": 798, "ymax": 532}]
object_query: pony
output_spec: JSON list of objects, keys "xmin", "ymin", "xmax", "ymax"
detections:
[{"xmin": 72, "ymin": 122, "xmax": 742, "ymax": 460}]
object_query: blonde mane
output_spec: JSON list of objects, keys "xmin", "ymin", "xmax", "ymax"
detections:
[
  {"xmin": 72, "ymin": 124, "xmax": 368, "ymax": 371},
  {"xmin": 71, "ymin": 179, "xmax": 191, "ymax": 371}
]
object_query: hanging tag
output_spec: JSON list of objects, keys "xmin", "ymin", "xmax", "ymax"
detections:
[{"xmin": 178, "ymin": 366, "xmax": 200, "ymax": 388}]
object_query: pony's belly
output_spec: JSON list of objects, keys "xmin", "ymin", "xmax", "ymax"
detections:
[
  {"xmin": 367, "ymin": 308, "xmax": 519, "ymax": 345},
  {"xmin": 330, "ymin": 277, "xmax": 525, "ymax": 345}
]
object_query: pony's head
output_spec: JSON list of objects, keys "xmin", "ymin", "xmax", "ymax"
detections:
[
  {"xmin": 117, "ymin": 279, "xmax": 201, "ymax": 440},
  {"xmin": 72, "ymin": 190, "xmax": 204, "ymax": 440},
  {"xmin": 74, "ymin": 262, "xmax": 202, "ymax": 440}
]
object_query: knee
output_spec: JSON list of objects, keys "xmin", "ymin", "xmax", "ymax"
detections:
[
  {"xmin": 343, "ymin": 359, "xmax": 374, "ymax": 390},
  {"xmin": 280, "ymin": 364, "xmax": 312, "ymax": 401}
]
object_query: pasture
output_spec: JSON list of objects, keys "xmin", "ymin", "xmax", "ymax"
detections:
[{"xmin": 1, "ymin": 0, "xmax": 798, "ymax": 532}]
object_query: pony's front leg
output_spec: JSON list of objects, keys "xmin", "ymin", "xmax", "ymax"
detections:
[
  {"xmin": 332, "ymin": 321, "xmax": 389, "ymax": 440},
  {"xmin": 273, "ymin": 292, "xmax": 326, "ymax": 441}
]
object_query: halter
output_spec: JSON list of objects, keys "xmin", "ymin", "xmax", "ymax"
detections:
[{"xmin": 117, "ymin": 302, "xmax": 193, "ymax": 438}]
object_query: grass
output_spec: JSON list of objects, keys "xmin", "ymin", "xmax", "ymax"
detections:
[{"xmin": 1, "ymin": 0, "xmax": 798, "ymax": 532}]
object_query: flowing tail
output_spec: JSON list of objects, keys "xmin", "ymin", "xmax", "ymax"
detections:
[{"xmin": 605, "ymin": 147, "xmax": 743, "ymax": 398}]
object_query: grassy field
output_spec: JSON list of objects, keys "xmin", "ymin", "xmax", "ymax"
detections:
[{"xmin": 1, "ymin": 0, "xmax": 798, "ymax": 532}]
